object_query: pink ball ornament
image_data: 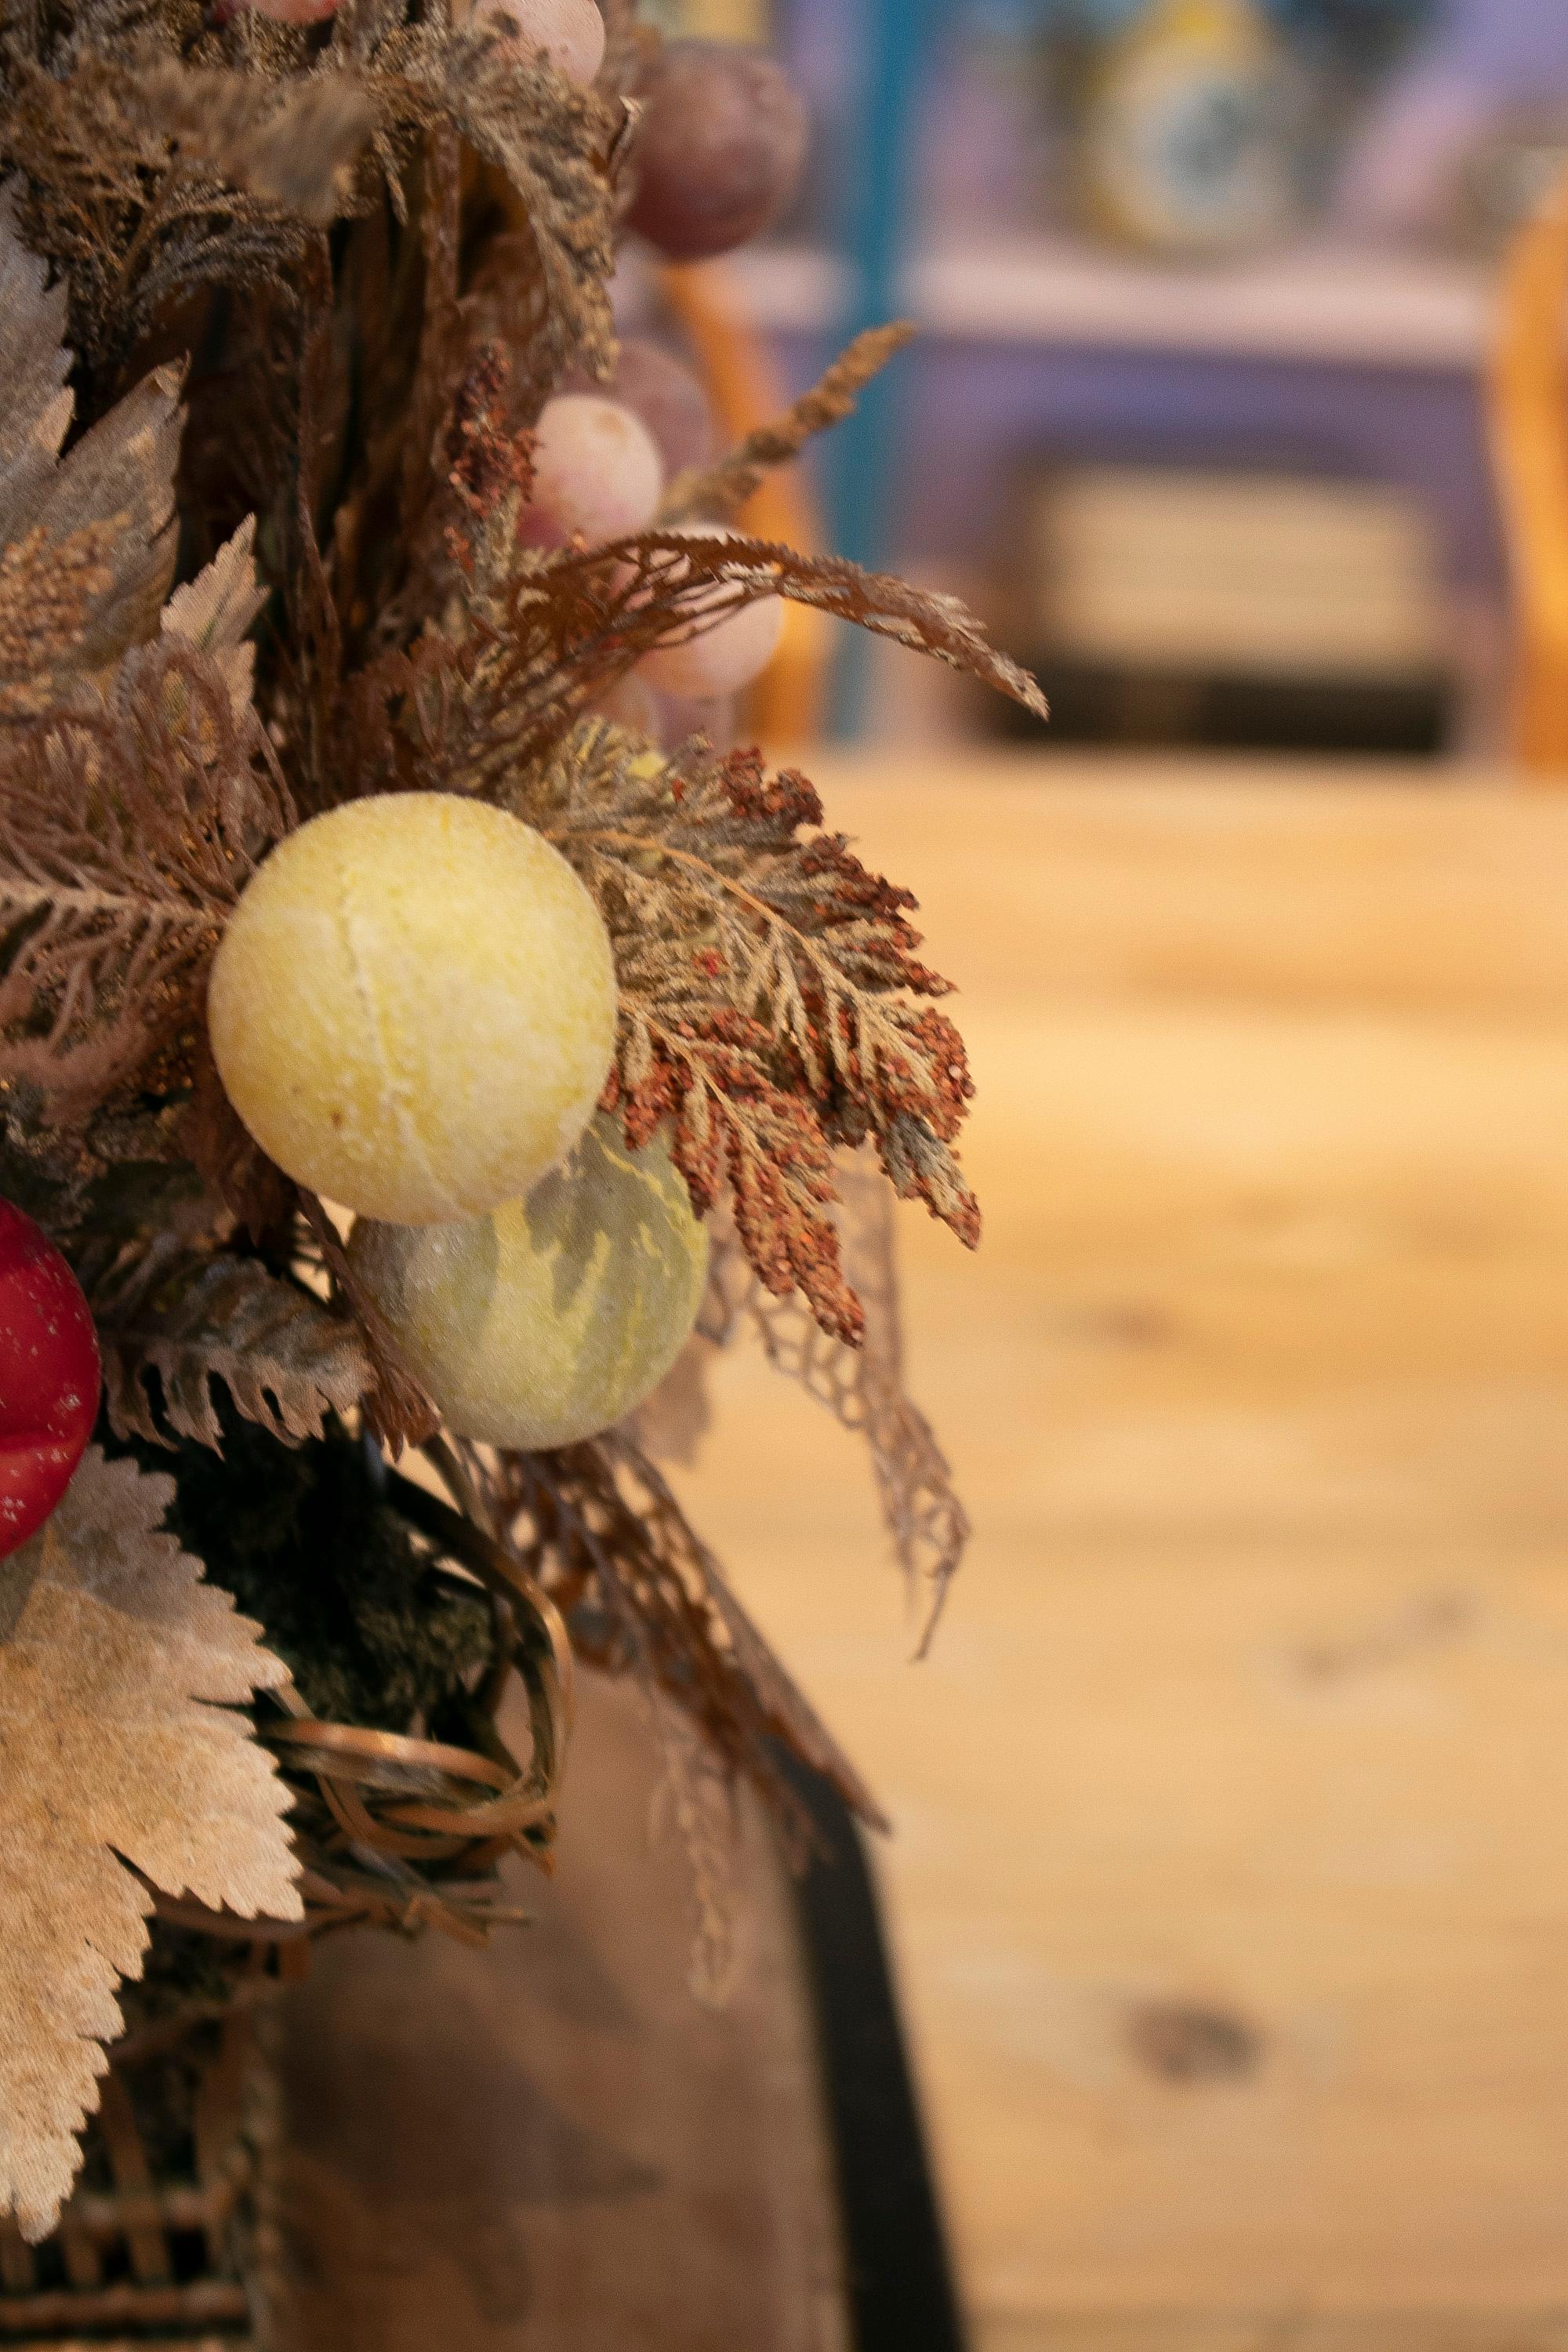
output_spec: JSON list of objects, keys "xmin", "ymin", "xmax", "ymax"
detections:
[
  {"xmin": 561, "ymin": 339, "xmax": 718, "ymax": 479},
  {"xmin": 637, "ymin": 524, "xmax": 785, "ymax": 700},
  {"xmin": 472, "ymin": 0, "xmax": 605, "ymax": 87},
  {"xmin": 227, "ymin": 0, "xmax": 339, "ymax": 21},
  {"xmin": 524, "ymin": 394, "xmax": 664, "ymax": 546}
]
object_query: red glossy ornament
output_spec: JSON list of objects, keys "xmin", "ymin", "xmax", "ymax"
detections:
[{"xmin": 0, "ymin": 1200, "xmax": 100, "ymax": 1562}]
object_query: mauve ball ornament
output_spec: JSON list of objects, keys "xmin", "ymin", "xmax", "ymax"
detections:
[
  {"xmin": 626, "ymin": 40, "xmax": 808, "ymax": 261},
  {"xmin": 470, "ymin": 0, "xmax": 605, "ymax": 85},
  {"xmin": 524, "ymin": 394, "xmax": 665, "ymax": 545}
]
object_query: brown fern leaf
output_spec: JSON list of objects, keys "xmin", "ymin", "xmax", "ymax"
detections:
[
  {"xmin": 487, "ymin": 1432, "xmax": 885, "ymax": 1836},
  {"xmin": 612, "ymin": 999, "xmax": 856, "ymax": 1338},
  {"xmin": 4, "ymin": 57, "xmax": 327, "ymax": 376},
  {"xmin": 0, "ymin": 186, "xmax": 181, "ymax": 713},
  {"xmin": 0, "ymin": 639, "xmax": 292, "ymax": 1117},
  {"xmin": 383, "ymin": 525, "xmax": 1044, "ymax": 789},
  {"xmin": 93, "ymin": 1239, "xmax": 372, "ymax": 1451},
  {"xmin": 506, "ymin": 724, "xmax": 979, "ymax": 1334},
  {"xmin": 590, "ymin": 530, "xmax": 1046, "ymax": 730}
]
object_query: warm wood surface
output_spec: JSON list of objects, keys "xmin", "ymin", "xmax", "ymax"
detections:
[{"xmin": 673, "ymin": 753, "xmax": 1568, "ymax": 2350}]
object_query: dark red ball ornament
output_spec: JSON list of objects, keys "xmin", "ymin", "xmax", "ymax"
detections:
[{"xmin": 0, "ymin": 1199, "xmax": 100, "ymax": 1560}]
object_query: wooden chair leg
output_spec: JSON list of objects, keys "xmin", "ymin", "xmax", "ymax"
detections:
[{"xmin": 1489, "ymin": 166, "xmax": 1568, "ymax": 777}]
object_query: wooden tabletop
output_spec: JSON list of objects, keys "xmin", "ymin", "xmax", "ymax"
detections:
[{"xmin": 675, "ymin": 752, "xmax": 1568, "ymax": 2352}]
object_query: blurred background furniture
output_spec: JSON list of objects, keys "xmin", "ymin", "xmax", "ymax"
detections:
[
  {"xmin": 1490, "ymin": 162, "xmax": 1568, "ymax": 775},
  {"xmin": 673, "ymin": 0, "xmax": 1568, "ymax": 755}
]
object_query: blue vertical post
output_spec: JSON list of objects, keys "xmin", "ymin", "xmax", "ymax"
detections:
[{"xmin": 826, "ymin": 0, "xmax": 942, "ymax": 736}]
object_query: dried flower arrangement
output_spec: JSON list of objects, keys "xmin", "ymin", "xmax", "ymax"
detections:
[{"xmin": 0, "ymin": 0, "xmax": 1044, "ymax": 2304}]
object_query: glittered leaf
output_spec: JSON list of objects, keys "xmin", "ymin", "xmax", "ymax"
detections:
[
  {"xmin": 161, "ymin": 516, "xmax": 267, "ymax": 715},
  {"xmin": 0, "ymin": 186, "xmax": 180, "ymax": 715},
  {"xmin": 0, "ymin": 1448, "xmax": 299, "ymax": 2241}
]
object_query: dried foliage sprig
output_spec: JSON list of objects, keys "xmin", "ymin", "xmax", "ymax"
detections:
[
  {"xmin": 0, "ymin": 641, "xmax": 292, "ymax": 1114},
  {"xmin": 364, "ymin": 519, "xmax": 1044, "ymax": 800},
  {"xmin": 509, "ymin": 722, "xmax": 977, "ymax": 1338}
]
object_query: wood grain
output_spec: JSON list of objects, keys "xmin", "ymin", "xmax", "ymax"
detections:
[{"xmin": 673, "ymin": 753, "xmax": 1568, "ymax": 2346}]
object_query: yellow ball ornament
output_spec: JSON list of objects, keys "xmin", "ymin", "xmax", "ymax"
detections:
[
  {"xmin": 208, "ymin": 793, "xmax": 617, "ymax": 1225},
  {"xmin": 347, "ymin": 1116, "xmax": 709, "ymax": 1448}
]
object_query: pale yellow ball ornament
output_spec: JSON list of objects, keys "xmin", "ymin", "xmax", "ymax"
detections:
[
  {"xmin": 208, "ymin": 793, "xmax": 617, "ymax": 1225},
  {"xmin": 347, "ymin": 1116, "xmax": 709, "ymax": 1449}
]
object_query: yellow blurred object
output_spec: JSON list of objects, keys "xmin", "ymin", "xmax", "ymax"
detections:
[
  {"xmin": 646, "ymin": 0, "xmax": 771, "ymax": 41},
  {"xmin": 1490, "ymin": 165, "xmax": 1568, "ymax": 775},
  {"xmin": 660, "ymin": 260, "xmax": 832, "ymax": 744},
  {"xmin": 1075, "ymin": 0, "xmax": 1301, "ymax": 259}
]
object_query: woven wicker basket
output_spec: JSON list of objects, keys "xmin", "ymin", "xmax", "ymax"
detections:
[{"xmin": 0, "ymin": 1998, "xmax": 276, "ymax": 2350}]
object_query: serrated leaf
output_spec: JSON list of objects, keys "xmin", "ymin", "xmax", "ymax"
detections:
[
  {"xmin": 0, "ymin": 184, "xmax": 181, "ymax": 716},
  {"xmin": 0, "ymin": 1448, "xmax": 299, "ymax": 2241},
  {"xmin": 161, "ymin": 516, "xmax": 266, "ymax": 715},
  {"xmin": 96, "ymin": 1246, "xmax": 372, "ymax": 1451}
]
